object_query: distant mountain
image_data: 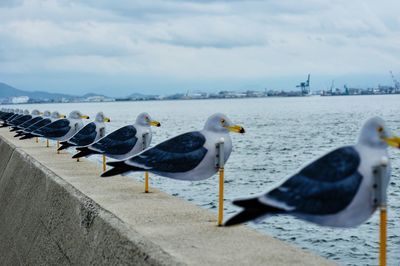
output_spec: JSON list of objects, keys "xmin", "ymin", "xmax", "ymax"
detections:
[
  {"xmin": 127, "ymin": 92, "xmax": 159, "ymax": 99},
  {"xmin": 0, "ymin": 82, "xmax": 76, "ymax": 100}
]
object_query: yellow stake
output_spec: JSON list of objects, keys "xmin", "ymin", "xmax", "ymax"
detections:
[
  {"xmin": 102, "ymin": 154, "xmax": 106, "ymax": 172},
  {"xmin": 57, "ymin": 141, "xmax": 60, "ymax": 154},
  {"xmin": 145, "ymin": 172, "xmax": 149, "ymax": 193},
  {"xmin": 46, "ymin": 139, "xmax": 49, "ymax": 147},
  {"xmin": 380, "ymin": 207, "xmax": 387, "ymax": 266},
  {"xmin": 218, "ymin": 167, "xmax": 224, "ymax": 226}
]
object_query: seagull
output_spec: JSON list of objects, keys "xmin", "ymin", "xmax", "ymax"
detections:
[
  {"xmin": 8, "ymin": 109, "xmax": 33, "ymax": 128},
  {"xmin": 10, "ymin": 109, "xmax": 42, "ymax": 132},
  {"xmin": 58, "ymin": 112, "xmax": 111, "ymax": 151},
  {"xmin": 19, "ymin": 111, "xmax": 62, "ymax": 140},
  {"xmin": 73, "ymin": 112, "xmax": 160, "ymax": 160},
  {"xmin": 224, "ymin": 116, "xmax": 400, "ymax": 228},
  {"xmin": 101, "ymin": 113, "xmax": 245, "ymax": 180},
  {"xmin": 31, "ymin": 110, "xmax": 89, "ymax": 141},
  {"xmin": 0, "ymin": 109, "xmax": 15, "ymax": 124},
  {"xmin": 1, "ymin": 109, "xmax": 22, "ymax": 127}
]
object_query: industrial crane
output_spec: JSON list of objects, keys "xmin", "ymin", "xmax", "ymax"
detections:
[
  {"xmin": 296, "ymin": 74, "xmax": 311, "ymax": 96},
  {"xmin": 389, "ymin": 71, "xmax": 400, "ymax": 92}
]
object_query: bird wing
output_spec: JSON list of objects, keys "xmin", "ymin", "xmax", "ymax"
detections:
[
  {"xmin": 34, "ymin": 119, "xmax": 71, "ymax": 138},
  {"xmin": 125, "ymin": 131, "xmax": 208, "ymax": 173},
  {"xmin": 25, "ymin": 118, "xmax": 51, "ymax": 133},
  {"xmin": 265, "ymin": 146, "xmax": 362, "ymax": 215},
  {"xmin": 68, "ymin": 122, "xmax": 97, "ymax": 146},
  {"xmin": 91, "ymin": 125, "xmax": 138, "ymax": 155},
  {"xmin": 19, "ymin": 117, "xmax": 42, "ymax": 129}
]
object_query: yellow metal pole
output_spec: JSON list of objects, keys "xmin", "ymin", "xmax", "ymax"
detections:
[
  {"xmin": 218, "ymin": 167, "xmax": 224, "ymax": 226},
  {"xmin": 102, "ymin": 154, "xmax": 106, "ymax": 172},
  {"xmin": 380, "ymin": 207, "xmax": 387, "ymax": 266},
  {"xmin": 57, "ymin": 141, "xmax": 60, "ymax": 154},
  {"xmin": 46, "ymin": 139, "xmax": 49, "ymax": 148},
  {"xmin": 145, "ymin": 172, "xmax": 149, "ymax": 193}
]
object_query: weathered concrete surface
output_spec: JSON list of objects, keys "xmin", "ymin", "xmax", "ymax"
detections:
[{"xmin": 0, "ymin": 128, "xmax": 336, "ymax": 266}]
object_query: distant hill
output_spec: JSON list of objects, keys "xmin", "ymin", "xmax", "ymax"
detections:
[{"xmin": 0, "ymin": 82, "xmax": 76, "ymax": 100}]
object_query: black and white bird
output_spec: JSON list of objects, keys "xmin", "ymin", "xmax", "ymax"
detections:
[
  {"xmin": 0, "ymin": 109, "xmax": 15, "ymax": 124},
  {"xmin": 19, "ymin": 111, "xmax": 62, "ymax": 140},
  {"xmin": 73, "ymin": 112, "xmax": 160, "ymax": 160},
  {"xmin": 8, "ymin": 109, "xmax": 34, "ymax": 129},
  {"xmin": 31, "ymin": 110, "xmax": 89, "ymax": 141},
  {"xmin": 58, "ymin": 112, "xmax": 111, "ymax": 151},
  {"xmin": 101, "ymin": 113, "xmax": 245, "ymax": 180},
  {"xmin": 10, "ymin": 109, "xmax": 42, "ymax": 132},
  {"xmin": 224, "ymin": 117, "xmax": 400, "ymax": 228},
  {"xmin": 1, "ymin": 109, "xmax": 23, "ymax": 127}
]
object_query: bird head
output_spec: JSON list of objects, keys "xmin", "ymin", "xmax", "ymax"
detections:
[
  {"xmin": 95, "ymin": 112, "xmax": 111, "ymax": 123},
  {"xmin": 51, "ymin": 111, "xmax": 65, "ymax": 119},
  {"xmin": 69, "ymin": 110, "xmax": 90, "ymax": 120},
  {"xmin": 31, "ymin": 109, "xmax": 41, "ymax": 116},
  {"xmin": 136, "ymin": 112, "xmax": 161, "ymax": 127},
  {"xmin": 358, "ymin": 116, "xmax": 400, "ymax": 149},
  {"xmin": 204, "ymin": 113, "xmax": 245, "ymax": 134},
  {"xmin": 43, "ymin": 110, "xmax": 51, "ymax": 117},
  {"xmin": 23, "ymin": 110, "xmax": 29, "ymax": 115}
]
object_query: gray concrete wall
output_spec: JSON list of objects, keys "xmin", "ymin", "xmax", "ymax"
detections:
[{"xmin": 0, "ymin": 130, "xmax": 335, "ymax": 266}]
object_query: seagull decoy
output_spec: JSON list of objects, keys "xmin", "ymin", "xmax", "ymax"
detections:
[
  {"xmin": 31, "ymin": 110, "xmax": 89, "ymax": 141},
  {"xmin": 1, "ymin": 109, "xmax": 22, "ymax": 127},
  {"xmin": 73, "ymin": 112, "xmax": 160, "ymax": 160},
  {"xmin": 58, "ymin": 112, "xmax": 111, "ymax": 151},
  {"xmin": 101, "ymin": 113, "xmax": 245, "ymax": 180},
  {"xmin": 224, "ymin": 117, "xmax": 400, "ymax": 227},
  {"xmin": 8, "ymin": 109, "xmax": 32, "ymax": 128},
  {"xmin": 10, "ymin": 110, "xmax": 41, "ymax": 132},
  {"xmin": 19, "ymin": 111, "xmax": 62, "ymax": 140},
  {"xmin": 0, "ymin": 109, "xmax": 15, "ymax": 124}
]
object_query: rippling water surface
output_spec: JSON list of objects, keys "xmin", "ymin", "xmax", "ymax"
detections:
[{"xmin": 7, "ymin": 95, "xmax": 400, "ymax": 265}]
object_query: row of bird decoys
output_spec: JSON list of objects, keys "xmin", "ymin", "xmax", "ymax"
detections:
[{"xmin": 1, "ymin": 107, "xmax": 400, "ymax": 230}]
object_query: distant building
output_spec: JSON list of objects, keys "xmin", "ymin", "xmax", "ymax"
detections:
[
  {"xmin": 11, "ymin": 96, "xmax": 29, "ymax": 104},
  {"xmin": 85, "ymin": 95, "xmax": 115, "ymax": 102}
]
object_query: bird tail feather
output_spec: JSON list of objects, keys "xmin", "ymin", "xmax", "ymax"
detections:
[
  {"xmin": 10, "ymin": 127, "xmax": 19, "ymax": 132},
  {"xmin": 72, "ymin": 147, "xmax": 98, "ymax": 158},
  {"xmin": 58, "ymin": 141, "xmax": 73, "ymax": 151},
  {"xmin": 19, "ymin": 133, "xmax": 34, "ymax": 140},
  {"xmin": 101, "ymin": 161, "xmax": 143, "ymax": 177},
  {"xmin": 224, "ymin": 198, "xmax": 282, "ymax": 226}
]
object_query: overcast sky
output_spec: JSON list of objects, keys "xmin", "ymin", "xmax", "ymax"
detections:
[{"xmin": 0, "ymin": 0, "xmax": 399, "ymax": 96}]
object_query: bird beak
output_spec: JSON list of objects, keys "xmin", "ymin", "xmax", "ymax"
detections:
[
  {"xmin": 81, "ymin": 115, "xmax": 90, "ymax": 119},
  {"xmin": 150, "ymin": 120, "xmax": 161, "ymax": 127},
  {"xmin": 383, "ymin": 136, "xmax": 400, "ymax": 148},
  {"xmin": 225, "ymin": 125, "xmax": 245, "ymax": 134},
  {"xmin": 104, "ymin": 117, "xmax": 111, "ymax": 122},
  {"xmin": 59, "ymin": 114, "xmax": 66, "ymax": 118}
]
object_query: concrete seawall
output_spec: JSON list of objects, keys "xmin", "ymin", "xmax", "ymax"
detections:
[{"xmin": 0, "ymin": 128, "xmax": 335, "ymax": 265}]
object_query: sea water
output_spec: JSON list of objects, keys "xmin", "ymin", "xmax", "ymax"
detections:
[{"xmin": 7, "ymin": 95, "xmax": 400, "ymax": 265}]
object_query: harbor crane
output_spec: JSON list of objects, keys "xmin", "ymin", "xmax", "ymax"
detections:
[
  {"xmin": 296, "ymin": 74, "xmax": 311, "ymax": 96},
  {"xmin": 389, "ymin": 71, "xmax": 400, "ymax": 92}
]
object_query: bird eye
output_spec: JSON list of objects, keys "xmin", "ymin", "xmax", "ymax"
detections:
[
  {"xmin": 377, "ymin": 126, "xmax": 383, "ymax": 132},
  {"xmin": 221, "ymin": 119, "xmax": 225, "ymax": 124}
]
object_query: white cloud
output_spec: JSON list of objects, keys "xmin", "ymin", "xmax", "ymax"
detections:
[{"xmin": 0, "ymin": 0, "xmax": 399, "ymax": 94}]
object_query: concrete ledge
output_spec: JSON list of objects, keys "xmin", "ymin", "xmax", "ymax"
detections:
[{"xmin": 0, "ymin": 128, "xmax": 335, "ymax": 265}]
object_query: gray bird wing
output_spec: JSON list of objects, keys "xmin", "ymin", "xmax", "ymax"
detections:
[
  {"xmin": 126, "ymin": 131, "xmax": 208, "ymax": 173},
  {"xmin": 68, "ymin": 122, "xmax": 97, "ymax": 146},
  {"xmin": 265, "ymin": 146, "xmax": 362, "ymax": 215},
  {"xmin": 33, "ymin": 119, "xmax": 71, "ymax": 138},
  {"xmin": 91, "ymin": 125, "xmax": 137, "ymax": 155}
]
